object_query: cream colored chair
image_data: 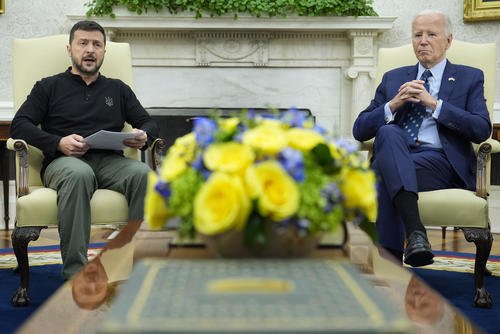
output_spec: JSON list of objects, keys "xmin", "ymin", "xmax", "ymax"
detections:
[
  {"xmin": 8, "ymin": 35, "xmax": 166, "ymax": 306},
  {"xmin": 366, "ymin": 40, "xmax": 500, "ymax": 308}
]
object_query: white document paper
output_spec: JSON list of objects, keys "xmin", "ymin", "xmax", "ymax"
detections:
[{"xmin": 84, "ymin": 130, "xmax": 140, "ymax": 150}]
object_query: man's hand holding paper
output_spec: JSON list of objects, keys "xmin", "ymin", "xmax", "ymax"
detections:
[
  {"xmin": 123, "ymin": 128, "xmax": 147, "ymax": 149},
  {"xmin": 84, "ymin": 129, "xmax": 146, "ymax": 150}
]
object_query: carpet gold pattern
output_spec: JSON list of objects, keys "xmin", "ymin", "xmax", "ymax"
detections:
[{"xmin": 0, "ymin": 244, "xmax": 104, "ymax": 268}]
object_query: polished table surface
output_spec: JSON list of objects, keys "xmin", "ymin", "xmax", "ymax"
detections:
[{"xmin": 16, "ymin": 221, "xmax": 483, "ymax": 334}]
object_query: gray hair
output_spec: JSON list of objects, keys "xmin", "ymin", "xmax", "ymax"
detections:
[{"xmin": 413, "ymin": 10, "xmax": 453, "ymax": 36}]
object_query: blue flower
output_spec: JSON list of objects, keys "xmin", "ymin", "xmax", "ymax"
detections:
[
  {"xmin": 192, "ymin": 152, "xmax": 212, "ymax": 180},
  {"xmin": 313, "ymin": 124, "xmax": 327, "ymax": 135},
  {"xmin": 155, "ymin": 180, "xmax": 171, "ymax": 198},
  {"xmin": 334, "ymin": 138, "xmax": 359, "ymax": 154},
  {"xmin": 281, "ymin": 107, "xmax": 307, "ymax": 128},
  {"xmin": 296, "ymin": 218, "xmax": 311, "ymax": 237},
  {"xmin": 321, "ymin": 182, "xmax": 342, "ymax": 213},
  {"xmin": 278, "ymin": 148, "xmax": 305, "ymax": 182},
  {"xmin": 193, "ymin": 117, "xmax": 217, "ymax": 148}
]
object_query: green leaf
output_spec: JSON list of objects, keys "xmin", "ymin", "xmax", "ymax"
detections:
[
  {"xmin": 311, "ymin": 143, "xmax": 333, "ymax": 165},
  {"xmin": 358, "ymin": 220, "xmax": 378, "ymax": 243},
  {"xmin": 243, "ymin": 212, "xmax": 269, "ymax": 253}
]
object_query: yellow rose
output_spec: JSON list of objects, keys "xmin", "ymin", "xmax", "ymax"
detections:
[
  {"xmin": 161, "ymin": 153, "xmax": 188, "ymax": 182},
  {"xmin": 287, "ymin": 128, "xmax": 325, "ymax": 151},
  {"xmin": 245, "ymin": 160, "xmax": 299, "ymax": 221},
  {"xmin": 144, "ymin": 172, "xmax": 170, "ymax": 230},
  {"xmin": 194, "ymin": 172, "xmax": 251, "ymax": 235},
  {"xmin": 218, "ymin": 117, "xmax": 240, "ymax": 132},
  {"xmin": 340, "ymin": 168, "xmax": 378, "ymax": 222},
  {"xmin": 203, "ymin": 142, "xmax": 255, "ymax": 175},
  {"xmin": 160, "ymin": 132, "xmax": 197, "ymax": 182},
  {"xmin": 328, "ymin": 143, "xmax": 342, "ymax": 161},
  {"xmin": 170, "ymin": 132, "xmax": 197, "ymax": 162},
  {"xmin": 242, "ymin": 122, "xmax": 288, "ymax": 155}
]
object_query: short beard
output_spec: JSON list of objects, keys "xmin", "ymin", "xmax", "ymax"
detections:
[{"xmin": 71, "ymin": 56, "xmax": 102, "ymax": 76}]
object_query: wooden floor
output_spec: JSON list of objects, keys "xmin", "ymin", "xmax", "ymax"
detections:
[{"xmin": 1, "ymin": 227, "xmax": 500, "ymax": 256}]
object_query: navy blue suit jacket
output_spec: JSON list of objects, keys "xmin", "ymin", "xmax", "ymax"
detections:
[{"xmin": 353, "ymin": 60, "xmax": 491, "ymax": 190}]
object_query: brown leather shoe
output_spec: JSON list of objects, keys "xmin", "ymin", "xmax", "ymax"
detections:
[{"xmin": 403, "ymin": 230, "xmax": 434, "ymax": 267}]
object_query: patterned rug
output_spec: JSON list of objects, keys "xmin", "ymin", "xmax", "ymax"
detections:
[
  {"xmin": 0, "ymin": 243, "xmax": 105, "ymax": 269},
  {"xmin": 2, "ymin": 245, "xmax": 498, "ymax": 274},
  {"xmin": 415, "ymin": 250, "xmax": 500, "ymax": 276}
]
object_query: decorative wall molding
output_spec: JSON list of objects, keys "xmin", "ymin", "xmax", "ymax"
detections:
[{"xmin": 195, "ymin": 32, "xmax": 270, "ymax": 67}]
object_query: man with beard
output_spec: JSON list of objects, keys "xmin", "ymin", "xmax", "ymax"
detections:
[{"xmin": 10, "ymin": 20, "xmax": 159, "ymax": 280}]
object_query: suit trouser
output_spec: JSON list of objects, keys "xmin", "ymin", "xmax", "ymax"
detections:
[
  {"xmin": 44, "ymin": 151, "xmax": 151, "ymax": 279},
  {"xmin": 371, "ymin": 125, "xmax": 462, "ymax": 252}
]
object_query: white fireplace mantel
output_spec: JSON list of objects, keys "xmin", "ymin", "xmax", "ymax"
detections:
[{"xmin": 69, "ymin": 12, "xmax": 396, "ymax": 136}]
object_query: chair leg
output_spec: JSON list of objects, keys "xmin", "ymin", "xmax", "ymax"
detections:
[
  {"xmin": 462, "ymin": 227, "xmax": 493, "ymax": 308},
  {"xmin": 11, "ymin": 226, "xmax": 43, "ymax": 307}
]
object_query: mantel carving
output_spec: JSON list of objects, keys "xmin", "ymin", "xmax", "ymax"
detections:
[
  {"xmin": 195, "ymin": 32, "xmax": 270, "ymax": 67},
  {"xmin": 68, "ymin": 13, "xmax": 395, "ymax": 136}
]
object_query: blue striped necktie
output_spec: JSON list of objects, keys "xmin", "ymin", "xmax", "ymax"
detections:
[{"xmin": 401, "ymin": 69, "xmax": 432, "ymax": 144}]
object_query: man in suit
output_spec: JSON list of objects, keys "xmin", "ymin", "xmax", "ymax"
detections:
[{"xmin": 352, "ymin": 10, "xmax": 491, "ymax": 266}]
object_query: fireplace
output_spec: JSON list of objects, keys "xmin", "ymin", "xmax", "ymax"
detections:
[
  {"xmin": 68, "ymin": 11, "xmax": 395, "ymax": 138},
  {"xmin": 146, "ymin": 107, "xmax": 312, "ymax": 150}
]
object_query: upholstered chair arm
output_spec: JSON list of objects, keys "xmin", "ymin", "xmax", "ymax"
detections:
[
  {"xmin": 484, "ymin": 137, "xmax": 500, "ymax": 154},
  {"xmin": 7, "ymin": 138, "xmax": 33, "ymax": 197},
  {"xmin": 476, "ymin": 139, "xmax": 500, "ymax": 199},
  {"xmin": 359, "ymin": 139, "xmax": 374, "ymax": 151}
]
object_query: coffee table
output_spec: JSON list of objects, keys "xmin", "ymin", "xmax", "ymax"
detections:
[{"xmin": 16, "ymin": 221, "xmax": 483, "ymax": 333}]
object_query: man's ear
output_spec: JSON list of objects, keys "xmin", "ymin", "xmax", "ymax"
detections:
[{"xmin": 446, "ymin": 34, "xmax": 453, "ymax": 50}]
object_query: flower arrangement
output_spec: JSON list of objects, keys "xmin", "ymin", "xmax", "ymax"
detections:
[{"xmin": 144, "ymin": 108, "xmax": 377, "ymax": 255}]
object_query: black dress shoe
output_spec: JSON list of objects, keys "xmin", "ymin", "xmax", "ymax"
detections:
[{"xmin": 403, "ymin": 230, "xmax": 434, "ymax": 267}]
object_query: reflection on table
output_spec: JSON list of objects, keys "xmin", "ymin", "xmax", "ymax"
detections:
[{"xmin": 16, "ymin": 221, "xmax": 482, "ymax": 334}]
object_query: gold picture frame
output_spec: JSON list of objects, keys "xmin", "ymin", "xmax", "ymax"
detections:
[
  {"xmin": 0, "ymin": 0, "xmax": 4, "ymax": 14},
  {"xmin": 464, "ymin": 0, "xmax": 500, "ymax": 21}
]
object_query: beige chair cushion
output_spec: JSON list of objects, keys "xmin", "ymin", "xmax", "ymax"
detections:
[
  {"xmin": 16, "ymin": 187, "xmax": 129, "ymax": 227},
  {"xmin": 418, "ymin": 189, "xmax": 488, "ymax": 228}
]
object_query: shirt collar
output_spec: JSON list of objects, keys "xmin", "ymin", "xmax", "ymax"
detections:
[
  {"xmin": 418, "ymin": 58, "xmax": 447, "ymax": 83},
  {"xmin": 65, "ymin": 67, "xmax": 101, "ymax": 86}
]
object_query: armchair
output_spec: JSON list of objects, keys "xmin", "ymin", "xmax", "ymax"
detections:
[
  {"xmin": 9, "ymin": 35, "xmax": 166, "ymax": 306},
  {"xmin": 366, "ymin": 40, "xmax": 499, "ymax": 308}
]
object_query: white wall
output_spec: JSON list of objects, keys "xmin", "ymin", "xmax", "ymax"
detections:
[{"xmin": 0, "ymin": 0, "xmax": 499, "ymax": 113}]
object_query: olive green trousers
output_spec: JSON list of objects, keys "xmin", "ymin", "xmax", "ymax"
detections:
[{"xmin": 44, "ymin": 151, "xmax": 150, "ymax": 280}]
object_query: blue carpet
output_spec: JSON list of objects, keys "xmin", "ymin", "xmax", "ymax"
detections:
[
  {"xmin": 0, "ymin": 264, "xmax": 63, "ymax": 334},
  {"xmin": 433, "ymin": 250, "xmax": 500, "ymax": 261},
  {"xmin": 0, "ymin": 242, "xmax": 105, "ymax": 333},
  {"xmin": 412, "ymin": 268, "xmax": 500, "ymax": 334}
]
